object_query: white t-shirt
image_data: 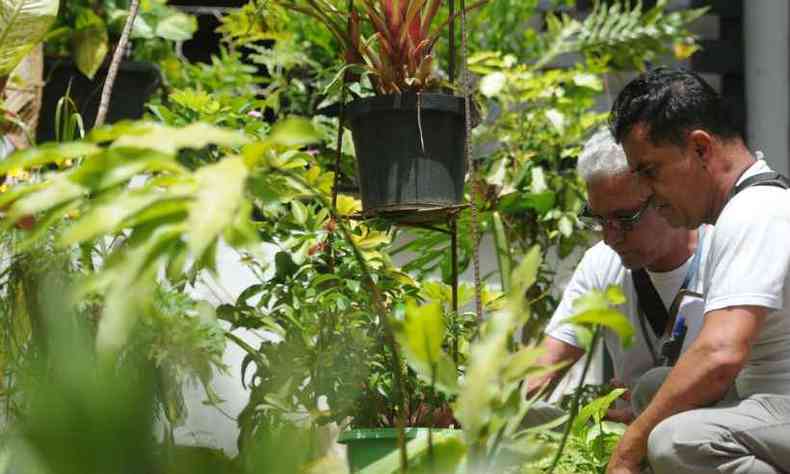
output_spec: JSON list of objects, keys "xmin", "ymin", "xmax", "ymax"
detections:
[
  {"xmin": 545, "ymin": 232, "xmax": 710, "ymax": 388},
  {"xmin": 704, "ymin": 159, "xmax": 790, "ymax": 397}
]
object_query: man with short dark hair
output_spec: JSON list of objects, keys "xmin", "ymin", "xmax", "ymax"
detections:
[{"xmin": 606, "ymin": 67, "xmax": 790, "ymax": 474}]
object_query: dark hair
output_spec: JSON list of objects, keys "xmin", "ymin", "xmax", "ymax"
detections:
[{"xmin": 609, "ymin": 67, "xmax": 741, "ymax": 146}]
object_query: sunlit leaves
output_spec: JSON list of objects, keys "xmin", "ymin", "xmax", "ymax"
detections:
[
  {"xmin": 567, "ymin": 285, "xmax": 633, "ymax": 349},
  {"xmin": 393, "ymin": 299, "xmax": 458, "ymax": 395},
  {"xmin": 0, "ymin": 142, "xmax": 100, "ymax": 175},
  {"xmin": 72, "ymin": 8, "xmax": 107, "ymax": 78},
  {"xmin": 508, "ymin": 245, "xmax": 541, "ymax": 319},
  {"xmin": 111, "ymin": 122, "xmax": 250, "ymax": 154},
  {"xmin": 268, "ymin": 117, "xmax": 323, "ymax": 147},
  {"xmin": 188, "ymin": 156, "xmax": 250, "ymax": 261},
  {"xmin": 0, "ymin": 0, "xmax": 59, "ymax": 77},
  {"xmin": 571, "ymin": 388, "xmax": 626, "ymax": 437},
  {"xmin": 335, "ymin": 194, "xmax": 362, "ymax": 217}
]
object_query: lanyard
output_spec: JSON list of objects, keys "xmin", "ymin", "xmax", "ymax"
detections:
[{"xmin": 634, "ymin": 225, "xmax": 705, "ymax": 365}]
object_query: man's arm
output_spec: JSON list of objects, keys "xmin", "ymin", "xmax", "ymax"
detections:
[
  {"xmin": 607, "ymin": 305, "xmax": 767, "ymax": 473},
  {"xmin": 528, "ymin": 335, "xmax": 585, "ymax": 399}
]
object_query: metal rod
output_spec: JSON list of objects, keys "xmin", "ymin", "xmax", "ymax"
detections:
[
  {"xmin": 449, "ymin": 0, "xmax": 456, "ymax": 83},
  {"xmin": 450, "ymin": 215, "xmax": 459, "ymax": 364}
]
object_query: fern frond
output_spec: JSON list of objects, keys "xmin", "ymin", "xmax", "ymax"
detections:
[{"xmin": 533, "ymin": 0, "xmax": 708, "ymax": 70}]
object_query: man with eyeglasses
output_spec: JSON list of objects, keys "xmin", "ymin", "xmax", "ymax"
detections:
[
  {"xmin": 530, "ymin": 129, "xmax": 711, "ymax": 425},
  {"xmin": 606, "ymin": 68, "xmax": 790, "ymax": 474}
]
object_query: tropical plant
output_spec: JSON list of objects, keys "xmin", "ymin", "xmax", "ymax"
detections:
[
  {"xmin": 44, "ymin": 0, "xmax": 196, "ymax": 79},
  {"xmin": 256, "ymin": 0, "xmax": 482, "ymax": 95}
]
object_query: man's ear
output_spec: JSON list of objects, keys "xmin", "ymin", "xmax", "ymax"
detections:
[{"xmin": 688, "ymin": 129, "xmax": 713, "ymax": 164}]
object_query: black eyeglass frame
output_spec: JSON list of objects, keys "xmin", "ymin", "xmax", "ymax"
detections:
[{"xmin": 579, "ymin": 196, "xmax": 654, "ymax": 232}]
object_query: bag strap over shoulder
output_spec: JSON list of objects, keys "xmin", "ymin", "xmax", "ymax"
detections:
[{"xmin": 731, "ymin": 172, "xmax": 790, "ymax": 199}]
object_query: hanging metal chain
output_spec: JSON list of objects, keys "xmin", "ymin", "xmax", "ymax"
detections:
[{"xmin": 460, "ymin": 0, "xmax": 484, "ymax": 322}]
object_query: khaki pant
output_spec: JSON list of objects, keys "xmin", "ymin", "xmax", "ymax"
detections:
[{"xmin": 637, "ymin": 367, "xmax": 790, "ymax": 474}]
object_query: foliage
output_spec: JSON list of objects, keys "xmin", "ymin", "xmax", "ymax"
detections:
[
  {"xmin": 532, "ymin": 389, "xmax": 627, "ymax": 474},
  {"xmin": 44, "ymin": 0, "xmax": 196, "ymax": 78},
  {"xmin": 0, "ymin": 1, "xmax": 710, "ymax": 471},
  {"xmin": 402, "ymin": 0, "xmax": 705, "ymax": 345},
  {"xmin": 0, "ymin": 0, "xmax": 59, "ymax": 81},
  {"xmin": 257, "ymin": 0, "xmax": 463, "ymax": 94}
]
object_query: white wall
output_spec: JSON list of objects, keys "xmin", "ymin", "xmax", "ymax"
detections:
[{"xmin": 744, "ymin": 0, "xmax": 790, "ymax": 175}]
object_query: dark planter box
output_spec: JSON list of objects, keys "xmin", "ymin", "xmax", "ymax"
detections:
[
  {"xmin": 344, "ymin": 93, "xmax": 468, "ymax": 218},
  {"xmin": 37, "ymin": 58, "xmax": 161, "ymax": 143}
]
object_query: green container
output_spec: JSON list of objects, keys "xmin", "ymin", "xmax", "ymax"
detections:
[{"xmin": 338, "ymin": 428, "xmax": 460, "ymax": 472}]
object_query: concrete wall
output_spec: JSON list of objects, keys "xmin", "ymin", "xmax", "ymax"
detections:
[{"xmin": 744, "ymin": 0, "xmax": 790, "ymax": 175}]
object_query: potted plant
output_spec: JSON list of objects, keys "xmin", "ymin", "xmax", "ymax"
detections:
[
  {"xmin": 271, "ymin": 0, "xmax": 476, "ymax": 218},
  {"xmin": 36, "ymin": 0, "xmax": 197, "ymax": 141}
]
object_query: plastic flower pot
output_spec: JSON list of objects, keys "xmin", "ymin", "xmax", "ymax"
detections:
[
  {"xmin": 37, "ymin": 58, "xmax": 161, "ymax": 142},
  {"xmin": 344, "ymin": 93, "xmax": 467, "ymax": 218},
  {"xmin": 338, "ymin": 427, "xmax": 462, "ymax": 472}
]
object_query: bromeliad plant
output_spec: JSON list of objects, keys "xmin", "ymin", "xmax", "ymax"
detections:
[{"xmin": 264, "ymin": 0, "xmax": 460, "ymax": 94}]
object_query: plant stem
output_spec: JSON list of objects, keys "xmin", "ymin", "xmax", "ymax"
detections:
[
  {"xmin": 546, "ymin": 325, "xmax": 602, "ymax": 474},
  {"xmin": 94, "ymin": 0, "xmax": 140, "ymax": 128}
]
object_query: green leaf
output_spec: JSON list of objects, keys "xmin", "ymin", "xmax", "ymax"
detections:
[
  {"xmin": 492, "ymin": 211, "xmax": 512, "ymax": 293},
  {"xmin": 72, "ymin": 8, "xmax": 108, "ymax": 79},
  {"xmin": 568, "ymin": 308, "xmax": 633, "ymax": 348},
  {"xmin": 605, "ymin": 285, "xmax": 626, "ymax": 305},
  {"xmin": 573, "ymin": 72, "xmax": 603, "ymax": 91},
  {"xmin": 571, "ymin": 388, "xmax": 627, "ymax": 436},
  {"xmin": 523, "ymin": 191, "xmax": 556, "ymax": 215},
  {"xmin": 59, "ymin": 191, "xmax": 162, "ymax": 245},
  {"xmin": 154, "ymin": 11, "xmax": 197, "ymax": 41},
  {"xmin": 558, "ymin": 214, "xmax": 573, "ymax": 238},
  {"xmin": 480, "ymin": 71, "xmax": 506, "ymax": 97},
  {"xmin": 170, "ymin": 89, "xmax": 221, "ymax": 114},
  {"xmin": 188, "ymin": 156, "xmax": 249, "ymax": 260},
  {"xmin": 291, "ymin": 200, "xmax": 308, "ymax": 225},
  {"xmin": 7, "ymin": 174, "xmax": 85, "ymax": 219},
  {"xmin": 111, "ymin": 122, "xmax": 250, "ymax": 154},
  {"xmin": 267, "ymin": 117, "xmax": 322, "ymax": 147},
  {"xmin": 0, "ymin": 0, "xmax": 59, "ymax": 76},
  {"xmin": 0, "ymin": 142, "xmax": 101, "ymax": 175},
  {"xmin": 394, "ymin": 299, "xmax": 458, "ymax": 395},
  {"xmin": 508, "ymin": 245, "xmax": 542, "ymax": 317}
]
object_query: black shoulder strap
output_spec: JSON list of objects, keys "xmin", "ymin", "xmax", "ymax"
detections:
[
  {"xmin": 632, "ymin": 268, "xmax": 668, "ymax": 338},
  {"xmin": 731, "ymin": 172, "xmax": 790, "ymax": 199}
]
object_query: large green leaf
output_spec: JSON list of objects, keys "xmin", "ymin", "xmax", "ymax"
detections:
[
  {"xmin": 394, "ymin": 299, "xmax": 459, "ymax": 395},
  {"xmin": 110, "ymin": 122, "xmax": 250, "ymax": 154},
  {"xmin": 0, "ymin": 142, "xmax": 101, "ymax": 175},
  {"xmin": 0, "ymin": 0, "xmax": 59, "ymax": 76},
  {"xmin": 188, "ymin": 156, "xmax": 249, "ymax": 261},
  {"xmin": 154, "ymin": 11, "xmax": 196, "ymax": 41},
  {"xmin": 571, "ymin": 388, "xmax": 627, "ymax": 436},
  {"xmin": 71, "ymin": 7, "xmax": 108, "ymax": 79}
]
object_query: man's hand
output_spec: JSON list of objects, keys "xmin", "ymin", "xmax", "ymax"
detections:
[
  {"xmin": 605, "ymin": 406, "xmax": 635, "ymax": 424},
  {"xmin": 604, "ymin": 378, "xmax": 634, "ymax": 424},
  {"xmin": 606, "ymin": 428, "xmax": 648, "ymax": 474}
]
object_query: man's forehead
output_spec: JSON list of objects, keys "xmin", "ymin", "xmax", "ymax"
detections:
[
  {"xmin": 588, "ymin": 173, "xmax": 645, "ymax": 199},
  {"xmin": 621, "ymin": 126, "xmax": 654, "ymax": 169}
]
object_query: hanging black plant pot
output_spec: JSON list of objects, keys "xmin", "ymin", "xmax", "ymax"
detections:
[
  {"xmin": 36, "ymin": 58, "xmax": 161, "ymax": 143},
  {"xmin": 344, "ymin": 92, "xmax": 467, "ymax": 220}
]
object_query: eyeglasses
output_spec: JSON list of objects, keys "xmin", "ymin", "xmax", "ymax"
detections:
[{"xmin": 579, "ymin": 196, "xmax": 653, "ymax": 233}]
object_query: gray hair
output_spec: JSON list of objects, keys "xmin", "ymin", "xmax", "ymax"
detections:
[{"xmin": 576, "ymin": 129, "xmax": 630, "ymax": 183}]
